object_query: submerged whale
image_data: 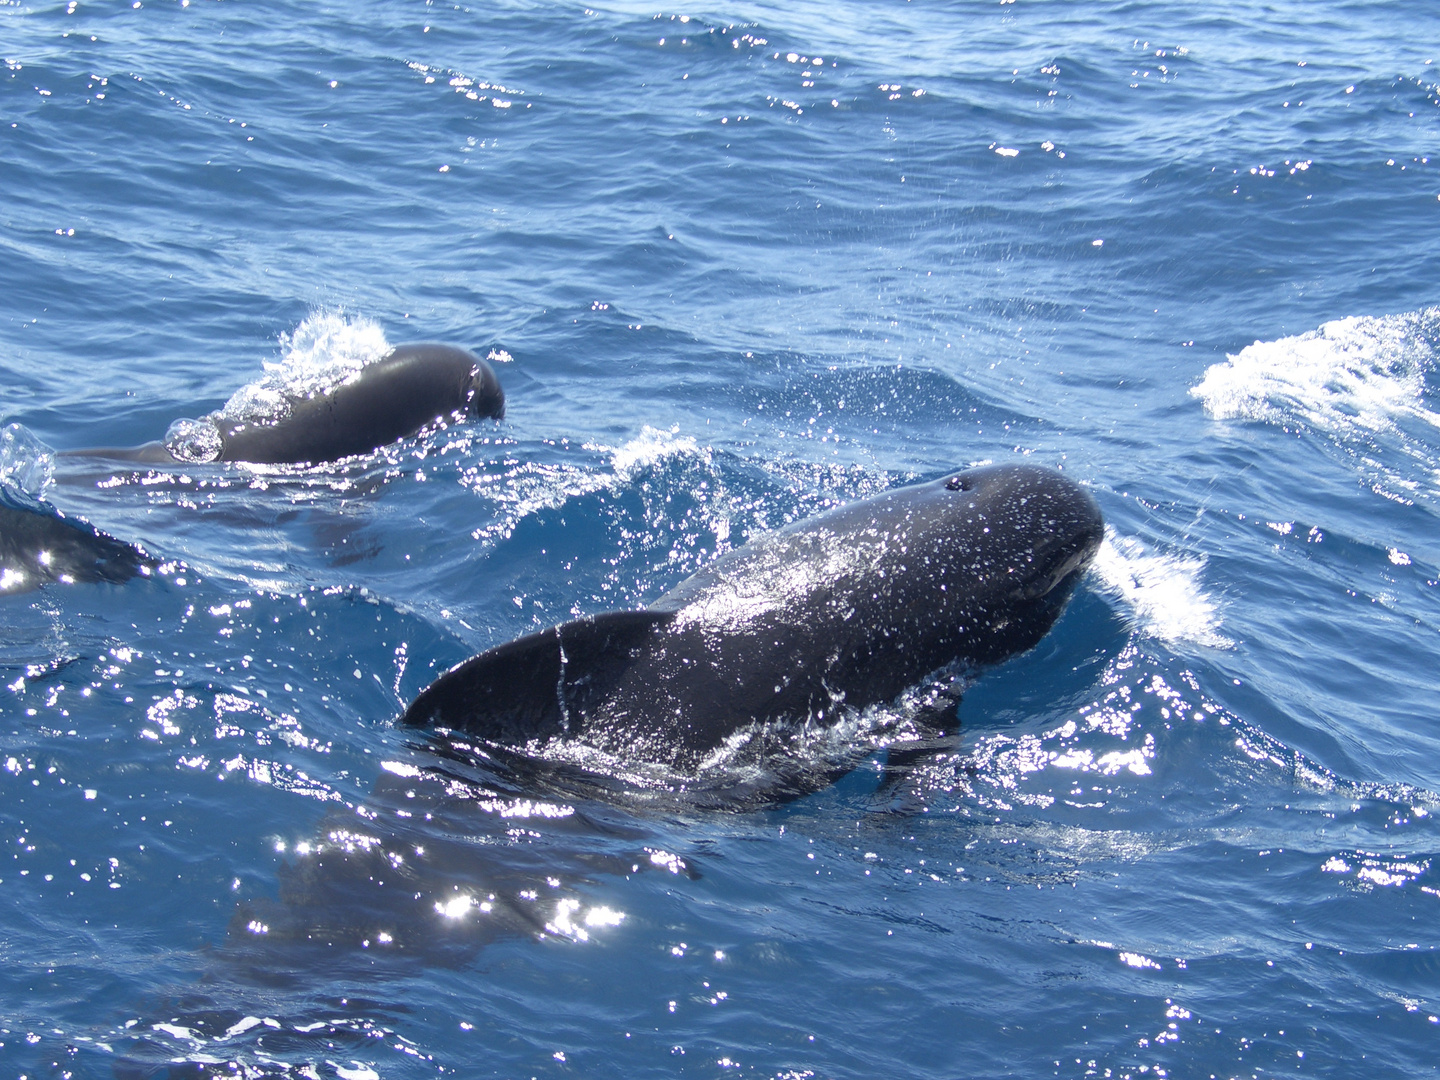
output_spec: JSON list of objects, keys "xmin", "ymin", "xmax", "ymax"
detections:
[
  {"xmin": 0, "ymin": 490, "xmax": 155, "ymax": 594},
  {"xmin": 77, "ymin": 343, "xmax": 505, "ymax": 466},
  {"xmin": 403, "ymin": 463, "xmax": 1104, "ymax": 771}
]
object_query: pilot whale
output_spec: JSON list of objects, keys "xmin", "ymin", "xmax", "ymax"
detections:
[
  {"xmin": 0, "ymin": 490, "xmax": 155, "ymax": 594},
  {"xmin": 402, "ymin": 463, "xmax": 1104, "ymax": 771},
  {"xmin": 76, "ymin": 343, "xmax": 505, "ymax": 466}
]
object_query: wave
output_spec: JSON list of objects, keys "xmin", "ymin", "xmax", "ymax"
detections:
[
  {"xmin": 458, "ymin": 424, "xmax": 715, "ymax": 545},
  {"xmin": 1191, "ymin": 308, "xmax": 1440, "ymax": 503}
]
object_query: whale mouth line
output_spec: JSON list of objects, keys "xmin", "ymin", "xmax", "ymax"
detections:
[{"xmin": 1022, "ymin": 543, "xmax": 1097, "ymax": 600}]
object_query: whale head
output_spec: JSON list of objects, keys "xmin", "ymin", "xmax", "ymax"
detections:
[{"xmin": 926, "ymin": 463, "xmax": 1104, "ymax": 662}]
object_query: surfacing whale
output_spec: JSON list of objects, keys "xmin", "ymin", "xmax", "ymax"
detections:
[
  {"xmin": 0, "ymin": 489, "xmax": 155, "ymax": 594},
  {"xmin": 403, "ymin": 463, "xmax": 1104, "ymax": 773},
  {"xmin": 77, "ymin": 343, "xmax": 505, "ymax": 466}
]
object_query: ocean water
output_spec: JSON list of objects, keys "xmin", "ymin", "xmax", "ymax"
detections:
[{"xmin": 3, "ymin": 0, "xmax": 1440, "ymax": 1076}]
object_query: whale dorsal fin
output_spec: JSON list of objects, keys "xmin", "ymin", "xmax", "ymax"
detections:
[{"xmin": 401, "ymin": 609, "xmax": 672, "ymax": 742}]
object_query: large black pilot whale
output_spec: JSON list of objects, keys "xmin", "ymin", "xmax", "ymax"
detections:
[
  {"xmin": 78, "ymin": 343, "xmax": 505, "ymax": 466},
  {"xmin": 403, "ymin": 463, "xmax": 1104, "ymax": 772}
]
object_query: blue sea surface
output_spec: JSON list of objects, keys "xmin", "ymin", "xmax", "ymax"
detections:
[{"xmin": 3, "ymin": 0, "xmax": 1440, "ymax": 1076}]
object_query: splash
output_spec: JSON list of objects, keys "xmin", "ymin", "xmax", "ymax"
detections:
[
  {"xmin": 231, "ymin": 311, "xmax": 392, "ymax": 422},
  {"xmin": 1091, "ymin": 528, "xmax": 1231, "ymax": 648},
  {"xmin": 0, "ymin": 422, "xmax": 55, "ymax": 497},
  {"xmin": 162, "ymin": 416, "xmax": 224, "ymax": 463},
  {"xmin": 163, "ymin": 312, "xmax": 393, "ymax": 462}
]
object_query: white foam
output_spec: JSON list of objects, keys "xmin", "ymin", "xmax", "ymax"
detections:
[
  {"xmin": 221, "ymin": 311, "xmax": 392, "ymax": 424},
  {"xmin": 163, "ymin": 312, "xmax": 394, "ymax": 462},
  {"xmin": 1193, "ymin": 309, "xmax": 1438, "ymax": 432},
  {"xmin": 1191, "ymin": 310, "xmax": 1440, "ymax": 501},
  {"xmin": 1091, "ymin": 528, "xmax": 1231, "ymax": 649},
  {"xmin": 605, "ymin": 424, "xmax": 704, "ymax": 475}
]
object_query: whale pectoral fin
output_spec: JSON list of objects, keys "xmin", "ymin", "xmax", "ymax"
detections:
[
  {"xmin": 881, "ymin": 681, "xmax": 963, "ymax": 779},
  {"xmin": 401, "ymin": 610, "xmax": 672, "ymax": 743}
]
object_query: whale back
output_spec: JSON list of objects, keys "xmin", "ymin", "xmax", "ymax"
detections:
[
  {"xmin": 586, "ymin": 464, "xmax": 1101, "ymax": 758},
  {"xmin": 1, "ymin": 491, "xmax": 154, "ymax": 594},
  {"xmin": 217, "ymin": 343, "xmax": 503, "ymax": 464}
]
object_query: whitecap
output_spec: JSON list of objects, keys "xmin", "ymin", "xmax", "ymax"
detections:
[
  {"xmin": 1191, "ymin": 308, "xmax": 1440, "ymax": 500},
  {"xmin": 604, "ymin": 424, "xmax": 705, "ymax": 476},
  {"xmin": 1192, "ymin": 309, "xmax": 1438, "ymax": 432}
]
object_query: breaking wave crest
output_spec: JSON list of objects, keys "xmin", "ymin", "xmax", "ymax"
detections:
[
  {"xmin": 459, "ymin": 425, "xmax": 715, "ymax": 546},
  {"xmin": 1191, "ymin": 308, "xmax": 1440, "ymax": 503}
]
